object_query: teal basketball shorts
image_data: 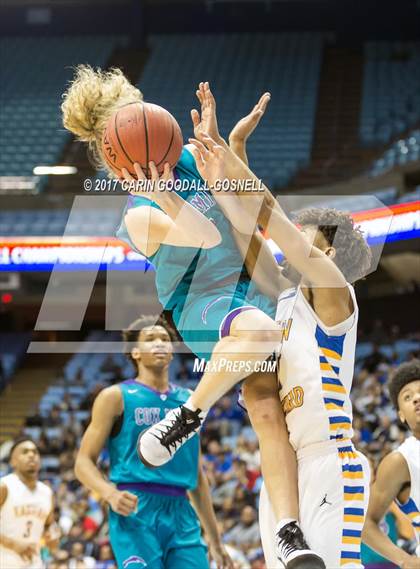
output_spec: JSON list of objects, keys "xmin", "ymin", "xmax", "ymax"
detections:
[
  {"xmin": 172, "ymin": 278, "xmax": 276, "ymax": 360},
  {"xmin": 109, "ymin": 487, "xmax": 208, "ymax": 569}
]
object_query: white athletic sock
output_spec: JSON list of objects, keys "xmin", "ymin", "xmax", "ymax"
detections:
[
  {"xmin": 184, "ymin": 398, "xmax": 199, "ymax": 413},
  {"xmin": 276, "ymin": 518, "xmax": 299, "ymax": 534}
]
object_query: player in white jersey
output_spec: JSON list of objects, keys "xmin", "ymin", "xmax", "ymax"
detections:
[
  {"xmin": 363, "ymin": 359, "xmax": 420, "ymax": 568},
  {"xmin": 0, "ymin": 438, "xmax": 59, "ymax": 568},
  {"xmin": 232, "ymin": 202, "xmax": 372, "ymax": 568},
  {"xmin": 137, "ymin": 95, "xmax": 372, "ymax": 566}
]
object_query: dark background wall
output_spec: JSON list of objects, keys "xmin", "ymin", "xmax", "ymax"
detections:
[{"xmin": 1, "ymin": 0, "xmax": 419, "ymax": 41}]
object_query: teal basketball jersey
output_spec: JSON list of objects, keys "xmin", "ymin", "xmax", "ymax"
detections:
[
  {"xmin": 108, "ymin": 380, "xmax": 200, "ymax": 490},
  {"xmin": 116, "ymin": 146, "xmax": 247, "ymax": 311},
  {"xmin": 361, "ymin": 512, "xmax": 398, "ymax": 564}
]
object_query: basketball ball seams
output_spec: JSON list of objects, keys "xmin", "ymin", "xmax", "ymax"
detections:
[
  {"xmin": 114, "ymin": 108, "xmax": 137, "ymax": 168},
  {"xmin": 142, "ymin": 104, "xmax": 150, "ymax": 177},
  {"xmin": 155, "ymin": 119, "xmax": 175, "ymax": 168},
  {"xmin": 101, "ymin": 102, "xmax": 183, "ymax": 180}
]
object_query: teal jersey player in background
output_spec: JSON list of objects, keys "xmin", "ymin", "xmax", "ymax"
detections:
[
  {"xmin": 361, "ymin": 455, "xmax": 400, "ymax": 569},
  {"xmin": 361, "ymin": 511, "xmax": 399, "ymax": 568},
  {"xmin": 74, "ymin": 315, "xmax": 232, "ymax": 569}
]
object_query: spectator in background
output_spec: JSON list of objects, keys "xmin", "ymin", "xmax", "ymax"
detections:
[
  {"xmin": 79, "ymin": 385, "xmax": 105, "ymax": 412},
  {"xmin": 232, "ymin": 459, "xmax": 260, "ymax": 493},
  {"xmin": 361, "ymin": 343, "xmax": 390, "ymax": 373},
  {"xmin": 100, "ymin": 356, "xmax": 123, "ymax": 385},
  {"xmin": 249, "ymin": 550, "xmax": 266, "ymax": 569},
  {"xmin": 95, "ymin": 544, "xmax": 116, "ymax": 569},
  {"xmin": 372, "ymin": 415, "xmax": 401, "ymax": 447},
  {"xmin": 68, "ymin": 541, "xmax": 95, "ymax": 569},
  {"xmin": 44, "ymin": 406, "xmax": 62, "ymax": 428},
  {"xmin": 0, "ymin": 357, "xmax": 5, "ymax": 392},
  {"xmin": 235, "ymin": 437, "xmax": 260, "ymax": 471},
  {"xmin": 176, "ymin": 360, "xmax": 190, "ymax": 382},
  {"xmin": 370, "ymin": 320, "xmax": 389, "ymax": 345},
  {"xmin": 205, "ymin": 440, "xmax": 234, "ymax": 475},
  {"xmin": 60, "ymin": 393, "xmax": 76, "ymax": 413},
  {"xmin": 224, "ymin": 506, "xmax": 261, "ymax": 553}
]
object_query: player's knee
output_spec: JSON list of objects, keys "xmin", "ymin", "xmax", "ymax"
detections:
[
  {"xmin": 238, "ymin": 325, "xmax": 282, "ymax": 353},
  {"xmin": 243, "ymin": 375, "xmax": 285, "ymax": 428},
  {"xmin": 231, "ymin": 310, "xmax": 282, "ymax": 344},
  {"xmin": 243, "ymin": 372, "xmax": 279, "ymax": 400},
  {"xmin": 248, "ymin": 398, "xmax": 285, "ymax": 431}
]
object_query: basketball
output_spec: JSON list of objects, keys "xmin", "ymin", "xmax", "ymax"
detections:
[{"xmin": 101, "ymin": 102, "xmax": 183, "ymax": 178}]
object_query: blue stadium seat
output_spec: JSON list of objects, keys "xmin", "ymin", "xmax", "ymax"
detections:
[
  {"xmin": 368, "ymin": 129, "xmax": 420, "ymax": 176},
  {"xmin": 0, "ymin": 35, "xmax": 127, "ymax": 180},
  {"xmin": 135, "ymin": 33, "xmax": 324, "ymax": 187},
  {"xmin": 0, "ymin": 208, "xmax": 120, "ymax": 237},
  {"xmin": 360, "ymin": 42, "xmax": 420, "ymax": 145}
]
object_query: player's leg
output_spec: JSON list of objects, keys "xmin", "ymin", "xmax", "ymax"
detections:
[
  {"xmin": 298, "ymin": 444, "xmax": 370, "ymax": 569},
  {"xmin": 246, "ymin": 372, "xmax": 325, "ymax": 569},
  {"xmin": 188, "ymin": 306, "xmax": 282, "ymax": 409},
  {"xmin": 259, "ymin": 482, "xmax": 284, "ymax": 569},
  {"xmin": 165, "ymin": 545, "xmax": 209, "ymax": 569},
  {"xmin": 163, "ymin": 498, "xmax": 209, "ymax": 569},
  {"xmin": 138, "ymin": 302, "xmax": 283, "ymax": 468},
  {"xmin": 109, "ymin": 496, "xmax": 164, "ymax": 569},
  {"xmin": 243, "ymin": 371, "xmax": 299, "ymax": 523}
]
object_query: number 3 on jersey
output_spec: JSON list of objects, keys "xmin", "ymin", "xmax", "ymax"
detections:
[{"xmin": 23, "ymin": 520, "xmax": 33, "ymax": 538}]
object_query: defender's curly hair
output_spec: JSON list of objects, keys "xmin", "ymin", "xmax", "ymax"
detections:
[
  {"xmin": 61, "ymin": 65, "xmax": 143, "ymax": 173},
  {"xmin": 294, "ymin": 208, "xmax": 372, "ymax": 283},
  {"xmin": 389, "ymin": 359, "xmax": 420, "ymax": 410}
]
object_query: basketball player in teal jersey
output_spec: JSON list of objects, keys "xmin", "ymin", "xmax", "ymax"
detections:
[
  {"xmin": 63, "ymin": 68, "xmax": 325, "ymax": 569},
  {"xmin": 74, "ymin": 316, "xmax": 232, "ymax": 569}
]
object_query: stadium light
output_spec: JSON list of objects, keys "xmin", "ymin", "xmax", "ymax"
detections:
[{"xmin": 33, "ymin": 166, "xmax": 78, "ymax": 175}]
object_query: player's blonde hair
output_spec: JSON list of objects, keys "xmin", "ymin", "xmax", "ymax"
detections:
[{"xmin": 61, "ymin": 64, "xmax": 143, "ymax": 171}]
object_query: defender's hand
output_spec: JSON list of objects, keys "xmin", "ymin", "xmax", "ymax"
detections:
[
  {"xmin": 229, "ymin": 92, "xmax": 270, "ymax": 144},
  {"xmin": 188, "ymin": 134, "xmax": 226, "ymax": 188},
  {"xmin": 191, "ymin": 82, "xmax": 226, "ymax": 147}
]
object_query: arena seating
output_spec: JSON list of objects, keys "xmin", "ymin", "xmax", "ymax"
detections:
[
  {"xmin": 0, "ymin": 207, "xmax": 121, "ymax": 237},
  {"xmin": 369, "ymin": 129, "xmax": 420, "ymax": 177},
  {"xmin": 138, "ymin": 33, "xmax": 324, "ymax": 187},
  {"xmin": 0, "ymin": 333, "xmax": 31, "ymax": 391},
  {"xmin": 360, "ymin": 42, "xmax": 420, "ymax": 145},
  {"xmin": 290, "ymin": 187, "xmax": 398, "ymax": 218},
  {"xmin": 0, "ymin": 35, "xmax": 127, "ymax": 179},
  {"xmin": 397, "ymin": 186, "xmax": 420, "ymax": 203}
]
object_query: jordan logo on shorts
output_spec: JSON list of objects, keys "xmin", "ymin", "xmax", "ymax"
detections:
[{"xmin": 319, "ymin": 494, "xmax": 332, "ymax": 507}]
